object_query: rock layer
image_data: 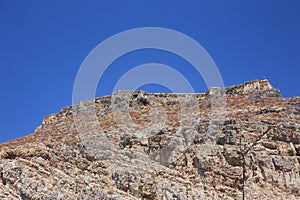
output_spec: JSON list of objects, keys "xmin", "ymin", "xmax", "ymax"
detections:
[{"xmin": 0, "ymin": 80, "xmax": 300, "ymax": 199}]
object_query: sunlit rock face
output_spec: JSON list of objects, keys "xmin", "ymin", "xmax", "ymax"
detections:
[{"xmin": 1, "ymin": 80, "xmax": 300, "ymax": 199}]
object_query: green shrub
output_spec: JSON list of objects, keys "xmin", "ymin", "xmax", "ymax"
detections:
[{"xmin": 288, "ymin": 149, "xmax": 295, "ymax": 156}]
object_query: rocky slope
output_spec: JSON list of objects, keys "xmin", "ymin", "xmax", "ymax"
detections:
[{"xmin": 0, "ymin": 80, "xmax": 300, "ymax": 199}]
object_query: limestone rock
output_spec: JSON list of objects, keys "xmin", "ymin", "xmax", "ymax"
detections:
[{"xmin": 0, "ymin": 80, "xmax": 299, "ymax": 199}]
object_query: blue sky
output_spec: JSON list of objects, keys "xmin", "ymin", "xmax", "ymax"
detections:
[{"xmin": 0, "ymin": 1, "xmax": 299, "ymax": 143}]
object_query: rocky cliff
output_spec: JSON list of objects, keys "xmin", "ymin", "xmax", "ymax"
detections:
[{"xmin": 1, "ymin": 80, "xmax": 300, "ymax": 199}]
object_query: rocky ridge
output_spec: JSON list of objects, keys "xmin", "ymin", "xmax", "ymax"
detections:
[{"xmin": 0, "ymin": 79, "xmax": 300, "ymax": 199}]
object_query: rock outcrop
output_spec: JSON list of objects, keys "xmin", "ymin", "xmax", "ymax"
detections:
[{"xmin": 0, "ymin": 80, "xmax": 300, "ymax": 199}]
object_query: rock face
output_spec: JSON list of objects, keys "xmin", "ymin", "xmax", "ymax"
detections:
[{"xmin": 0, "ymin": 79, "xmax": 300, "ymax": 199}]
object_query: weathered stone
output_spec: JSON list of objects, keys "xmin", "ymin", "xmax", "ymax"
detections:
[
  {"xmin": 261, "ymin": 140, "xmax": 277, "ymax": 150},
  {"xmin": 272, "ymin": 156, "xmax": 294, "ymax": 172},
  {"xmin": 294, "ymin": 145, "xmax": 300, "ymax": 156},
  {"xmin": 224, "ymin": 148, "xmax": 241, "ymax": 166},
  {"xmin": 0, "ymin": 80, "xmax": 299, "ymax": 199}
]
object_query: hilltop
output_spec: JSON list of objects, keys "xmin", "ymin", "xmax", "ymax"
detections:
[{"xmin": 1, "ymin": 80, "xmax": 300, "ymax": 199}]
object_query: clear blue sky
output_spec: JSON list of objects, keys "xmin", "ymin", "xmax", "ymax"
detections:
[{"xmin": 0, "ymin": 1, "xmax": 299, "ymax": 143}]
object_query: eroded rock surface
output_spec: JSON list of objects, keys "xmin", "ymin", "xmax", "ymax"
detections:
[{"xmin": 1, "ymin": 80, "xmax": 300, "ymax": 199}]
